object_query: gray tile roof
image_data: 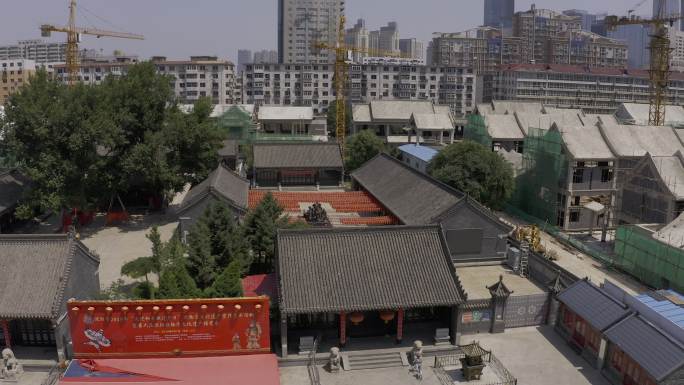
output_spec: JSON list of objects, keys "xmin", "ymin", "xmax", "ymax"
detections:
[
  {"xmin": 218, "ymin": 140, "xmax": 238, "ymax": 158},
  {"xmin": 554, "ymin": 124, "xmax": 615, "ymax": 161},
  {"xmin": 258, "ymin": 106, "xmax": 314, "ymax": 121},
  {"xmin": 0, "ymin": 170, "xmax": 30, "ymax": 215},
  {"xmin": 411, "ymin": 113, "xmax": 454, "ymax": 131},
  {"xmin": 351, "ymin": 154, "xmax": 464, "ymax": 225},
  {"xmin": 277, "ymin": 226, "xmax": 466, "ymax": 314},
  {"xmin": 0, "ymin": 234, "xmax": 97, "ymax": 319},
  {"xmin": 600, "ymin": 124, "xmax": 683, "ymax": 158},
  {"xmin": 557, "ymin": 279, "xmax": 630, "ymax": 331},
  {"xmin": 604, "ymin": 315, "xmax": 684, "ymax": 382},
  {"xmin": 253, "ymin": 142, "xmax": 343, "ymax": 169},
  {"xmin": 178, "ymin": 164, "xmax": 249, "ymax": 214}
]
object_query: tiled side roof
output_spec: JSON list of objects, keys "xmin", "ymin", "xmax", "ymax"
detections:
[
  {"xmin": 253, "ymin": 142, "xmax": 343, "ymax": 169},
  {"xmin": 0, "ymin": 170, "xmax": 31, "ymax": 215},
  {"xmin": 218, "ymin": 140, "xmax": 238, "ymax": 158},
  {"xmin": 257, "ymin": 106, "xmax": 313, "ymax": 121},
  {"xmin": 351, "ymin": 153, "xmax": 464, "ymax": 225},
  {"xmin": 0, "ymin": 235, "xmax": 84, "ymax": 319},
  {"xmin": 605, "ymin": 315, "xmax": 684, "ymax": 382},
  {"xmin": 178, "ymin": 165, "xmax": 249, "ymax": 213},
  {"xmin": 557, "ymin": 279, "xmax": 630, "ymax": 331},
  {"xmin": 277, "ymin": 226, "xmax": 465, "ymax": 314}
]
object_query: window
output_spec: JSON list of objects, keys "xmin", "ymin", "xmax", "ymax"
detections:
[
  {"xmin": 601, "ymin": 168, "xmax": 613, "ymax": 183},
  {"xmin": 569, "ymin": 210, "xmax": 580, "ymax": 223},
  {"xmin": 572, "ymin": 167, "xmax": 584, "ymax": 184}
]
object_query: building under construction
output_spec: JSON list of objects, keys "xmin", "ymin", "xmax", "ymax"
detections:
[{"xmin": 493, "ymin": 64, "xmax": 684, "ymax": 114}]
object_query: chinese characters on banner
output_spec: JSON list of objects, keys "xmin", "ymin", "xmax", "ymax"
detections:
[{"xmin": 68, "ymin": 297, "xmax": 270, "ymax": 358}]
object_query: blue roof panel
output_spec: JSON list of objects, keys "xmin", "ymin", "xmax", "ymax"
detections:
[
  {"xmin": 636, "ymin": 291, "xmax": 684, "ymax": 330},
  {"xmin": 398, "ymin": 144, "xmax": 439, "ymax": 163}
]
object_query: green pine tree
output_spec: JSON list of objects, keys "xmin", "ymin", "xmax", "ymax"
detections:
[
  {"xmin": 157, "ymin": 238, "xmax": 201, "ymax": 299},
  {"xmin": 186, "ymin": 219, "xmax": 217, "ymax": 290},
  {"xmin": 205, "ymin": 260, "xmax": 244, "ymax": 298},
  {"xmin": 244, "ymin": 192, "xmax": 284, "ymax": 274}
]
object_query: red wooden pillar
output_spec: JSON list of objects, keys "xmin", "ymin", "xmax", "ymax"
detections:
[
  {"xmin": 339, "ymin": 311, "xmax": 347, "ymax": 347},
  {"xmin": 396, "ymin": 308, "xmax": 405, "ymax": 343},
  {"xmin": 1, "ymin": 320, "xmax": 11, "ymax": 348}
]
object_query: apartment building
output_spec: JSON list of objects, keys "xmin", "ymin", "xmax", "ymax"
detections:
[
  {"xmin": 53, "ymin": 56, "xmax": 237, "ymax": 105},
  {"xmin": 493, "ymin": 64, "xmax": 684, "ymax": 114},
  {"xmin": 0, "ymin": 59, "xmax": 36, "ymax": 105},
  {"xmin": 431, "ymin": 28, "xmax": 523, "ymax": 73},
  {"xmin": 277, "ymin": 0, "xmax": 345, "ymax": 64},
  {"xmin": 241, "ymin": 62, "xmax": 480, "ymax": 117},
  {"xmin": 513, "ymin": 6, "xmax": 582, "ymax": 64},
  {"xmin": 0, "ymin": 39, "xmax": 67, "ymax": 64},
  {"xmin": 549, "ymin": 30, "xmax": 628, "ymax": 68}
]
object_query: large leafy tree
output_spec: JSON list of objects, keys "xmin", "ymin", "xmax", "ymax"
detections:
[
  {"xmin": 428, "ymin": 141, "xmax": 515, "ymax": 210},
  {"xmin": 344, "ymin": 129, "xmax": 387, "ymax": 171},
  {"xmin": 1, "ymin": 63, "xmax": 223, "ymax": 218}
]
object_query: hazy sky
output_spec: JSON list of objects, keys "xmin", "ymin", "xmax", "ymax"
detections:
[{"xmin": 0, "ymin": 0, "xmax": 645, "ymax": 62}]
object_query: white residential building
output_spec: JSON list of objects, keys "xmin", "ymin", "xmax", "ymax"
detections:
[
  {"xmin": 53, "ymin": 56, "xmax": 237, "ymax": 105},
  {"xmin": 0, "ymin": 39, "xmax": 67, "ymax": 64},
  {"xmin": 241, "ymin": 62, "xmax": 480, "ymax": 118}
]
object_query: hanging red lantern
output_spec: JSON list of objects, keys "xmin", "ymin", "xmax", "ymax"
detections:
[
  {"xmin": 350, "ymin": 312, "xmax": 365, "ymax": 325},
  {"xmin": 380, "ymin": 310, "xmax": 395, "ymax": 324}
]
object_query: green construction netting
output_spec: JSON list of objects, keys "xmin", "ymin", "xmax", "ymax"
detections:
[
  {"xmin": 509, "ymin": 127, "xmax": 567, "ymax": 227},
  {"xmin": 215, "ymin": 106, "xmax": 256, "ymax": 141},
  {"xmin": 463, "ymin": 114, "xmax": 492, "ymax": 149},
  {"xmin": 614, "ymin": 226, "xmax": 684, "ymax": 292}
]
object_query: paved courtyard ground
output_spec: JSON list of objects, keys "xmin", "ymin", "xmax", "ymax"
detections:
[
  {"xmin": 456, "ymin": 264, "xmax": 545, "ymax": 299},
  {"xmin": 280, "ymin": 365, "xmax": 443, "ymax": 385},
  {"xmin": 465, "ymin": 326, "xmax": 609, "ymax": 385},
  {"xmin": 79, "ymin": 214, "xmax": 178, "ymax": 289}
]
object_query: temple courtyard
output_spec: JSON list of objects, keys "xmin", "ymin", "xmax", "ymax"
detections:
[{"xmin": 280, "ymin": 326, "xmax": 609, "ymax": 385}]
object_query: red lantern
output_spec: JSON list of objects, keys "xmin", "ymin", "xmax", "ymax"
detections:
[
  {"xmin": 380, "ymin": 310, "xmax": 395, "ymax": 324},
  {"xmin": 350, "ymin": 312, "xmax": 365, "ymax": 325}
]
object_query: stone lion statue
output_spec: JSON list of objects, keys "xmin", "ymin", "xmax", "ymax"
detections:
[
  {"xmin": 1, "ymin": 348, "xmax": 23, "ymax": 380},
  {"xmin": 328, "ymin": 347, "xmax": 341, "ymax": 372}
]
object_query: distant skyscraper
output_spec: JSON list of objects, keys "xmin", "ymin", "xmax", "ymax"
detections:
[
  {"xmin": 653, "ymin": 0, "xmax": 684, "ymax": 31},
  {"xmin": 369, "ymin": 22, "xmax": 399, "ymax": 54},
  {"xmin": 562, "ymin": 9, "xmax": 607, "ymax": 32},
  {"xmin": 253, "ymin": 50, "xmax": 278, "ymax": 63},
  {"xmin": 237, "ymin": 49, "xmax": 252, "ymax": 73},
  {"xmin": 277, "ymin": 0, "xmax": 344, "ymax": 64},
  {"xmin": 399, "ymin": 38, "xmax": 424, "ymax": 60},
  {"xmin": 608, "ymin": 24, "xmax": 651, "ymax": 69},
  {"xmin": 484, "ymin": 0, "xmax": 515, "ymax": 30},
  {"xmin": 346, "ymin": 19, "xmax": 370, "ymax": 62}
]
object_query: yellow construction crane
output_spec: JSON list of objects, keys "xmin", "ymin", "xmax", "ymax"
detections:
[
  {"xmin": 313, "ymin": 16, "xmax": 406, "ymax": 152},
  {"xmin": 40, "ymin": 0, "xmax": 144, "ymax": 85},
  {"xmin": 605, "ymin": 12, "xmax": 684, "ymax": 126}
]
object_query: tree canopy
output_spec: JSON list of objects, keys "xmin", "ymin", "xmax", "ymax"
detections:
[
  {"xmin": 428, "ymin": 141, "xmax": 515, "ymax": 210},
  {"xmin": 0, "ymin": 63, "xmax": 223, "ymax": 218},
  {"xmin": 344, "ymin": 129, "xmax": 388, "ymax": 171}
]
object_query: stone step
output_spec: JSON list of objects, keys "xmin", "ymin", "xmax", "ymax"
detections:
[{"xmin": 346, "ymin": 352, "xmax": 403, "ymax": 370}]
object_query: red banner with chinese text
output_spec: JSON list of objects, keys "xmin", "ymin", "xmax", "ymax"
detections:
[{"xmin": 68, "ymin": 298, "xmax": 270, "ymax": 358}]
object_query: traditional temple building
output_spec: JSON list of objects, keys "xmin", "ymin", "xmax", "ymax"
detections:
[
  {"xmin": 0, "ymin": 169, "xmax": 30, "ymax": 233},
  {"xmin": 556, "ymin": 279, "xmax": 631, "ymax": 368},
  {"xmin": 276, "ymin": 226, "xmax": 466, "ymax": 357},
  {"xmin": 175, "ymin": 164, "xmax": 250, "ymax": 227},
  {"xmin": 0, "ymin": 234, "xmax": 100, "ymax": 357},
  {"xmin": 351, "ymin": 153, "xmax": 513, "ymax": 263},
  {"xmin": 252, "ymin": 142, "xmax": 344, "ymax": 187}
]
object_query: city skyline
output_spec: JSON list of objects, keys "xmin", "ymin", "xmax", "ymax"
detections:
[{"xmin": 1, "ymin": 0, "xmax": 637, "ymax": 62}]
